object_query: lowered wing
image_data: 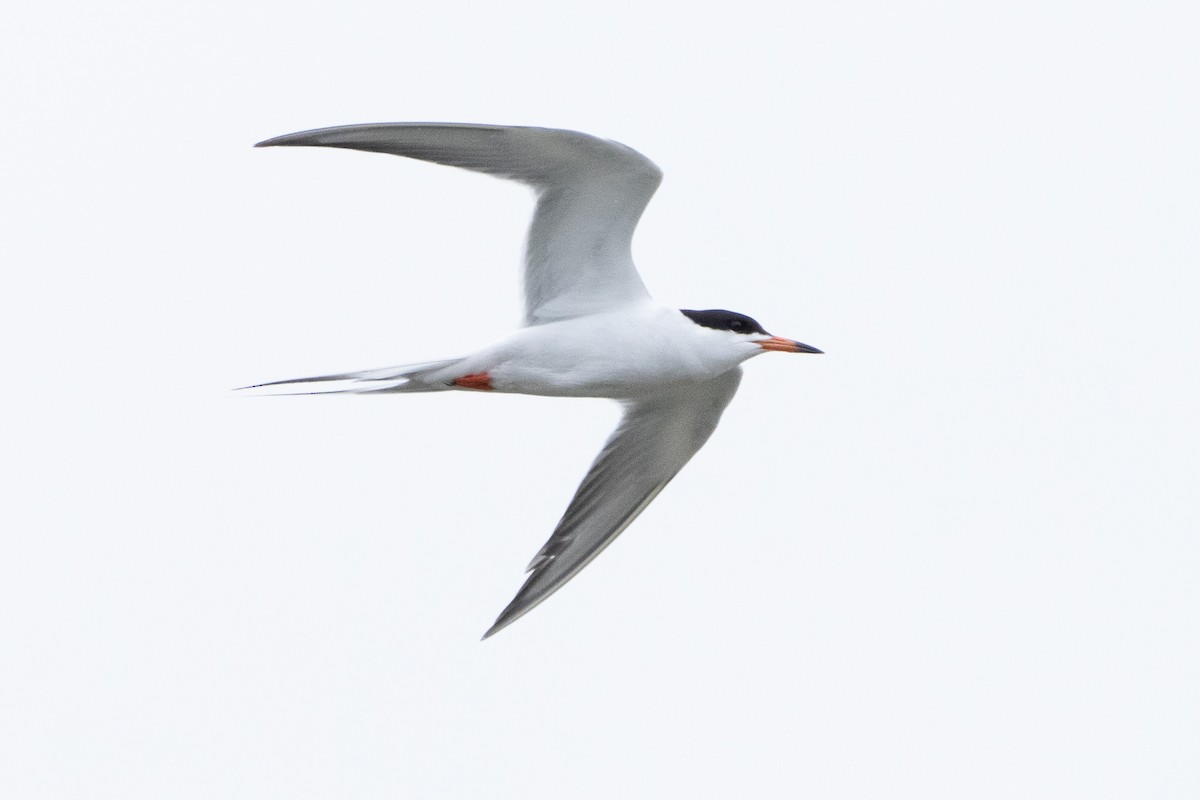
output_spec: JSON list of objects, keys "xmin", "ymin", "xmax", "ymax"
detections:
[{"xmin": 484, "ymin": 368, "xmax": 744, "ymax": 638}]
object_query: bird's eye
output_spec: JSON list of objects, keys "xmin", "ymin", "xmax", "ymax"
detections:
[{"xmin": 728, "ymin": 319, "xmax": 745, "ymax": 332}]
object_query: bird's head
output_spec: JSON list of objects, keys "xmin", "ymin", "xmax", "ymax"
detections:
[{"xmin": 679, "ymin": 309, "xmax": 822, "ymax": 357}]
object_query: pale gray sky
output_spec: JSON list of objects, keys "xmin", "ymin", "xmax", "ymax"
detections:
[{"xmin": 2, "ymin": 1, "xmax": 1198, "ymax": 797}]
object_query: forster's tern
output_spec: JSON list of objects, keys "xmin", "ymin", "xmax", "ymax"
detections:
[{"xmin": 245, "ymin": 123, "xmax": 822, "ymax": 638}]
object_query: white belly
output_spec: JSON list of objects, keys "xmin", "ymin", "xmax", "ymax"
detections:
[{"xmin": 456, "ymin": 305, "xmax": 757, "ymax": 398}]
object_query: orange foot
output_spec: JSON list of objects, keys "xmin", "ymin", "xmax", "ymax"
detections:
[{"xmin": 453, "ymin": 372, "xmax": 494, "ymax": 391}]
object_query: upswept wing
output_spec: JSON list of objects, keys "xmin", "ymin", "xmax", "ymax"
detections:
[
  {"xmin": 484, "ymin": 368, "xmax": 744, "ymax": 638},
  {"xmin": 256, "ymin": 123, "xmax": 663, "ymax": 325}
]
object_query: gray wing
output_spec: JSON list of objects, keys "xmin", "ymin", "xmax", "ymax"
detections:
[
  {"xmin": 256, "ymin": 123, "xmax": 663, "ymax": 325},
  {"xmin": 483, "ymin": 368, "xmax": 744, "ymax": 639}
]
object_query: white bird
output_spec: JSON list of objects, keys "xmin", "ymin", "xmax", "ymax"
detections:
[{"xmin": 245, "ymin": 123, "xmax": 822, "ymax": 638}]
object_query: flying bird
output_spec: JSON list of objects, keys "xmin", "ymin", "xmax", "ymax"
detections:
[{"xmin": 245, "ymin": 123, "xmax": 822, "ymax": 638}]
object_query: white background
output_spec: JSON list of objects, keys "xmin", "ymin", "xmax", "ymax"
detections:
[{"xmin": 3, "ymin": 1, "xmax": 1197, "ymax": 797}]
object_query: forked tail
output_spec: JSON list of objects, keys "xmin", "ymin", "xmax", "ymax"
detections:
[{"xmin": 235, "ymin": 358, "xmax": 463, "ymax": 395}]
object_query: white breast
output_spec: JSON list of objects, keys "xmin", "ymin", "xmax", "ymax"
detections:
[{"xmin": 460, "ymin": 305, "xmax": 760, "ymax": 398}]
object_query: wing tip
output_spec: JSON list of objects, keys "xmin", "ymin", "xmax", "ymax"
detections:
[
  {"xmin": 480, "ymin": 595, "xmax": 538, "ymax": 640},
  {"xmin": 254, "ymin": 134, "xmax": 305, "ymax": 148},
  {"xmin": 255, "ymin": 127, "xmax": 344, "ymax": 148},
  {"xmin": 480, "ymin": 616, "xmax": 512, "ymax": 641}
]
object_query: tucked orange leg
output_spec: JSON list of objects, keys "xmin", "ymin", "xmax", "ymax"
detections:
[{"xmin": 453, "ymin": 372, "xmax": 494, "ymax": 391}]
